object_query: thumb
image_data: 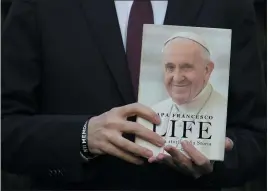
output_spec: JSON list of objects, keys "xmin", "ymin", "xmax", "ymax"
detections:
[{"xmin": 225, "ymin": 137, "xmax": 234, "ymax": 151}]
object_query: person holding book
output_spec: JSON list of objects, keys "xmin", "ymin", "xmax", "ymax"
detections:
[{"xmin": 1, "ymin": 0, "xmax": 266, "ymax": 190}]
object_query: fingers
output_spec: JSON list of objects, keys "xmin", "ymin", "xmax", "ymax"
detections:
[
  {"xmin": 156, "ymin": 153, "xmax": 166, "ymax": 160},
  {"xmin": 110, "ymin": 134, "xmax": 154, "ymax": 159},
  {"xmin": 225, "ymin": 137, "xmax": 234, "ymax": 151},
  {"xmin": 107, "ymin": 103, "xmax": 165, "ymax": 147},
  {"xmin": 100, "ymin": 142, "xmax": 144, "ymax": 165},
  {"xmin": 164, "ymin": 146, "xmax": 201, "ymax": 177},
  {"xmin": 148, "ymin": 156, "xmax": 157, "ymax": 163},
  {"xmin": 164, "ymin": 146, "xmax": 194, "ymax": 171},
  {"xmin": 119, "ymin": 103, "xmax": 160, "ymax": 124},
  {"xmin": 157, "ymin": 153, "xmax": 177, "ymax": 168},
  {"xmin": 181, "ymin": 141, "xmax": 213, "ymax": 173},
  {"xmin": 121, "ymin": 121, "xmax": 165, "ymax": 147},
  {"xmin": 148, "ymin": 153, "xmax": 178, "ymax": 170},
  {"xmin": 148, "ymin": 153, "xmax": 168, "ymax": 164}
]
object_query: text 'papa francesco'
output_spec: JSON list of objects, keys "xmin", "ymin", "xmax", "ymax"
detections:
[{"xmin": 157, "ymin": 112, "xmax": 213, "ymax": 120}]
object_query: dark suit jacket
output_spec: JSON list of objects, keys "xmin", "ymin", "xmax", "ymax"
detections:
[{"xmin": 2, "ymin": 0, "xmax": 266, "ymax": 190}]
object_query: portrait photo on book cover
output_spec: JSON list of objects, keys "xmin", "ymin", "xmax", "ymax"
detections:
[{"xmin": 136, "ymin": 24, "xmax": 232, "ymax": 161}]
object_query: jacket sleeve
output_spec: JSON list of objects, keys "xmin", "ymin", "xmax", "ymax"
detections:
[
  {"xmin": 1, "ymin": 0, "xmax": 98, "ymax": 184},
  {"xmin": 197, "ymin": 0, "xmax": 266, "ymax": 188}
]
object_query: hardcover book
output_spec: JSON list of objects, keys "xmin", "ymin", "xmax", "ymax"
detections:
[{"xmin": 135, "ymin": 24, "xmax": 232, "ymax": 161}]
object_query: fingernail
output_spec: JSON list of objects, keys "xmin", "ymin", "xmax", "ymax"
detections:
[
  {"xmin": 157, "ymin": 154, "xmax": 165, "ymax": 160},
  {"xmin": 148, "ymin": 157, "xmax": 156, "ymax": 163},
  {"xmin": 155, "ymin": 115, "xmax": 160, "ymax": 123},
  {"xmin": 181, "ymin": 140, "xmax": 188, "ymax": 146},
  {"xmin": 226, "ymin": 137, "xmax": 234, "ymax": 149},
  {"xmin": 227, "ymin": 137, "xmax": 233, "ymax": 145},
  {"xmin": 145, "ymin": 150, "xmax": 153, "ymax": 157},
  {"xmin": 158, "ymin": 138, "xmax": 166, "ymax": 146},
  {"xmin": 165, "ymin": 145, "xmax": 172, "ymax": 150}
]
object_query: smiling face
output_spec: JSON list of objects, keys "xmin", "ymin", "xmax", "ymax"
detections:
[{"xmin": 162, "ymin": 38, "xmax": 214, "ymax": 105}]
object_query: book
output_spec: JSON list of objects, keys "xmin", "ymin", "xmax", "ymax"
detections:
[{"xmin": 135, "ymin": 24, "xmax": 232, "ymax": 161}]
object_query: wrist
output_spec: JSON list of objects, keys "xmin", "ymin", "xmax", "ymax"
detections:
[{"xmin": 80, "ymin": 119, "xmax": 98, "ymax": 161}]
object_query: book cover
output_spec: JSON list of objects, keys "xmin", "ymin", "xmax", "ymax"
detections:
[{"xmin": 135, "ymin": 24, "xmax": 232, "ymax": 161}]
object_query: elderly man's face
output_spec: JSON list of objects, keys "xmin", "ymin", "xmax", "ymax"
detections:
[{"xmin": 163, "ymin": 39, "xmax": 213, "ymax": 105}]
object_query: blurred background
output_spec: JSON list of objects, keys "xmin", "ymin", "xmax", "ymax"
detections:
[{"xmin": 1, "ymin": 0, "xmax": 266, "ymax": 190}]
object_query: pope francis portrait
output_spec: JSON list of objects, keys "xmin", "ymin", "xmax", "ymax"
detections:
[{"xmin": 148, "ymin": 32, "xmax": 228, "ymax": 160}]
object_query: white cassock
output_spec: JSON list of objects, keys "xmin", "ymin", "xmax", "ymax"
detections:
[{"xmin": 136, "ymin": 83, "xmax": 228, "ymax": 161}]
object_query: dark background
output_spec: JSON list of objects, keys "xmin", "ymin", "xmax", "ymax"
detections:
[{"xmin": 1, "ymin": 0, "xmax": 266, "ymax": 190}]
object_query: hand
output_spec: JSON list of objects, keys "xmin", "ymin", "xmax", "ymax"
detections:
[
  {"xmin": 148, "ymin": 137, "xmax": 234, "ymax": 178},
  {"xmin": 87, "ymin": 103, "xmax": 165, "ymax": 165}
]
